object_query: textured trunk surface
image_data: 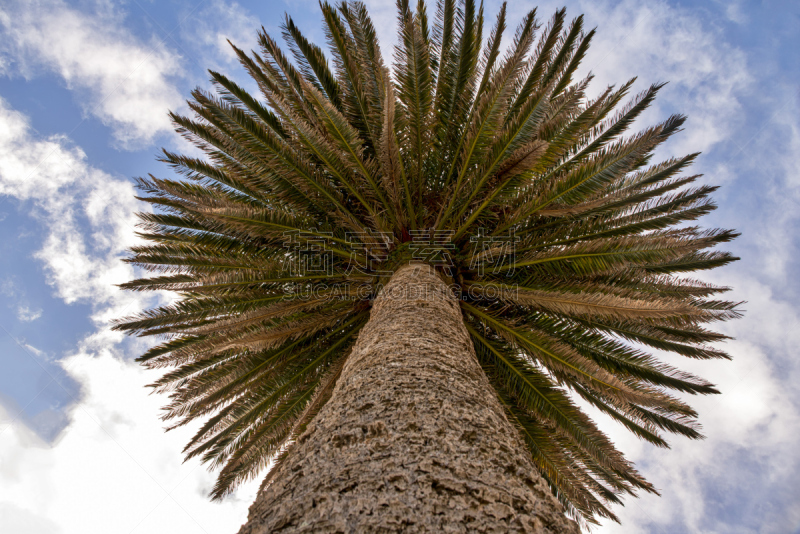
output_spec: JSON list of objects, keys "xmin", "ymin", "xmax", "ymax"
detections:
[{"xmin": 238, "ymin": 264, "xmax": 579, "ymax": 533}]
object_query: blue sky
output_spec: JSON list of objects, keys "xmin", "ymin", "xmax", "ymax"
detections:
[{"xmin": 0, "ymin": 0, "xmax": 798, "ymax": 532}]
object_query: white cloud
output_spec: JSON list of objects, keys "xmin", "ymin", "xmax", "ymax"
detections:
[
  {"xmin": 0, "ymin": 502, "xmax": 61, "ymax": 534},
  {"xmin": 0, "ymin": 0, "xmax": 184, "ymax": 148},
  {"xmin": 0, "ymin": 97, "xmax": 257, "ymax": 532},
  {"xmin": 0, "ymin": 97, "xmax": 145, "ymax": 316},
  {"xmin": 0, "ymin": 351, "xmax": 260, "ymax": 534}
]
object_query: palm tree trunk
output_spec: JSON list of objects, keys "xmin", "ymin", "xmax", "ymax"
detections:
[{"xmin": 238, "ymin": 263, "xmax": 579, "ymax": 533}]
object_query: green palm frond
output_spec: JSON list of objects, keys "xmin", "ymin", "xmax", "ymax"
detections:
[{"xmin": 115, "ymin": 0, "xmax": 740, "ymax": 523}]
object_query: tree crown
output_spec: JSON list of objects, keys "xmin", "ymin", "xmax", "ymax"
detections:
[{"xmin": 116, "ymin": 0, "xmax": 739, "ymax": 525}]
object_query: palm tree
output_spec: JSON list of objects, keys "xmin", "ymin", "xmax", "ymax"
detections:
[{"xmin": 115, "ymin": 0, "xmax": 739, "ymax": 531}]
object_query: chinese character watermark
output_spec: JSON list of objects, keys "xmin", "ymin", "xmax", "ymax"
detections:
[
  {"xmin": 280, "ymin": 227, "xmax": 520, "ymax": 301},
  {"xmin": 469, "ymin": 228, "xmax": 519, "ymax": 276}
]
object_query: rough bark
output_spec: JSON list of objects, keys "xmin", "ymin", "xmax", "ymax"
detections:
[{"xmin": 238, "ymin": 263, "xmax": 579, "ymax": 533}]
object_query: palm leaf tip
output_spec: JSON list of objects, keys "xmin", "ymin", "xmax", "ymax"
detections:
[{"xmin": 117, "ymin": 0, "xmax": 740, "ymax": 525}]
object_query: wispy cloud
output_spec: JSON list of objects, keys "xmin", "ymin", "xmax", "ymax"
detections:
[
  {"xmin": 20, "ymin": 342, "xmax": 45, "ymax": 360},
  {"xmin": 180, "ymin": 0, "xmax": 261, "ymax": 70},
  {"xmin": 567, "ymin": 0, "xmax": 752, "ymax": 159},
  {"xmin": 1, "ymin": 278, "xmax": 43, "ymax": 323},
  {"xmin": 16, "ymin": 305, "xmax": 42, "ymax": 323}
]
